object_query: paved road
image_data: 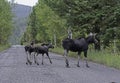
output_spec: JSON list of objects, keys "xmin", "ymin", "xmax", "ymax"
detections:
[{"xmin": 0, "ymin": 45, "xmax": 120, "ymax": 83}]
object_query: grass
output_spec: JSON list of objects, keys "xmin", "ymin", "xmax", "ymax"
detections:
[
  {"xmin": 0, "ymin": 44, "xmax": 10, "ymax": 52},
  {"xmin": 50, "ymin": 47, "xmax": 120, "ymax": 70},
  {"xmin": 88, "ymin": 50, "xmax": 120, "ymax": 69}
]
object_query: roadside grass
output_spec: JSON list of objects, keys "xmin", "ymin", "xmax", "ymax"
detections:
[
  {"xmin": 0, "ymin": 44, "xmax": 10, "ymax": 52},
  {"xmin": 50, "ymin": 47, "xmax": 120, "ymax": 70},
  {"xmin": 88, "ymin": 50, "xmax": 120, "ymax": 69}
]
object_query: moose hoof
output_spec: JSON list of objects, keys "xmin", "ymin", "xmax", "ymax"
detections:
[
  {"xmin": 86, "ymin": 64, "xmax": 90, "ymax": 68},
  {"xmin": 41, "ymin": 63, "xmax": 44, "ymax": 65},
  {"xmin": 50, "ymin": 61, "xmax": 52, "ymax": 64},
  {"xmin": 66, "ymin": 65, "xmax": 70, "ymax": 68},
  {"xmin": 77, "ymin": 64, "xmax": 80, "ymax": 67},
  {"xmin": 26, "ymin": 62, "xmax": 28, "ymax": 65},
  {"xmin": 37, "ymin": 63, "xmax": 39, "ymax": 65}
]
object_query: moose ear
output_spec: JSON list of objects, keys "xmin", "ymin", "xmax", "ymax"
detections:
[
  {"xmin": 89, "ymin": 32, "xmax": 97, "ymax": 36},
  {"xmin": 89, "ymin": 32, "xmax": 93, "ymax": 36}
]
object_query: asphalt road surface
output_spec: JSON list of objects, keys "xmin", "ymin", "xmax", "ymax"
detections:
[{"xmin": 0, "ymin": 45, "xmax": 120, "ymax": 83}]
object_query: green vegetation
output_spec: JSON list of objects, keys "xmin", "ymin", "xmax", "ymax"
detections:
[
  {"xmin": 0, "ymin": 0, "xmax": 13, "ymax": 45},
  {"xmin": 88, "ymin": 51, "xmax": 120, "ymax": 69},
  {"xmin": 21, "ymin": 1, "xmax": 67, "ymax": 44},
  {"xmin": 21, "ymin": 0, "xmax": 120, "ymax": 69},
  {"xmin": 0, "ymin": 44, "xmax": 10, "ymax": 52},
  {"xmin": 22, "ymin": 0, "xmax": 120, "ymax": 49},
  {"xmin": 51, "ymin": 47, "xmax": 120, "ymax": 69}
]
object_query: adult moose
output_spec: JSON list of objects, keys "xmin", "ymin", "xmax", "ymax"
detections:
[{"xmin": 62, "ymin": 33, "xmax": 98, "ymax": 68}]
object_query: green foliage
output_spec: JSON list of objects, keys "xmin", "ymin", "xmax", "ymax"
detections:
[
  {"xmin": 0, "ymin": 0, "xmax": 13, "ymax": 44},
  {"xmin": 44, "ymin": 0, "xmax": 120, "ymax": 47},
  {"xmin": 21, "ymin": 0, "xmax": 120, "ymax": 69},
  {"xmin": 22, "ymin": 1, "xmax": 67, "ymax": 45},
  {"xmin": 22, "ymin": 0, "xmax": 120, "ymax": 48},
  {"xmin": 0, "ymin": 44, "xmax": 10, "ymax": 52},
  {"xmin": 88, "ymin": 50, "xmax": 120, "ymax": 69}
]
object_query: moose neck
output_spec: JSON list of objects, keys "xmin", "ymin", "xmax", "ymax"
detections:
[
  {"xmin": 47, "ymin": 44, "xmax": 52, "ymax": 49},
  {"xmin": 47, "ymin": 45, "xmax": 51, "ymax": 49},
  {"xmin": 86, "ymin": 36, "xmax": 94, "ymax": 45}
]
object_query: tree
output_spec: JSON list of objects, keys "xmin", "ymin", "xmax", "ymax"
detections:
[
  {"xmin": 0, "ymin": 0, "xmax": 13, "ymax": 45},
  {"xmin": 23, "ymin": 0, "xmax": 120, "ymax": 49},
  {"xmin": 44, "ymin": 0, "xmax": 120, "ymax": 49},
  {"xmin": 22, "ymin": 0, "xmax": 67, "ymax": 46}
]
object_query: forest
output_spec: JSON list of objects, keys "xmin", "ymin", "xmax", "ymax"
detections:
[
  {"xmin": 0, "ymin": 0, "xmax": 13, "ymax": 45},
  {"xmin": 21, "ymin": 0, "xmax": 120, "ymax": 52},
  {"xmin": 21, "ymin": 0, "xmax": 120, "ymax": 69}
]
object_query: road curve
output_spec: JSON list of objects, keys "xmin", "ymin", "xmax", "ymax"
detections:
[{"xmin": 0, "ymin": 45, "xmax": 120, "ymax": 83}]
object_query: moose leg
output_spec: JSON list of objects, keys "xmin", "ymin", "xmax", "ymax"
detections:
[
  {"xmin": 64, "ymin": 49, "xmax": 69, "ymax": 68},
  {"xmin": 29, "ymin": 52, "xmax": 32, "ymax": 65},
  {"xmin": 77, "ymin": 52, "xmax": 81, "ymax": 67},
  {"xmin": 26, "ymin": 56, "xmax": 30, "ymax": 65},
  {"xmin": 41, "ymin": 54, "xmax": 44, "ymax": 65},
  {"xmin": 46, "ymin": 53, "xmax": 52, "ymax": 64},
  {"xmin": 26, "ymin": 52, "xmax": 32, "ymax": 65},
  {"xmin": 84, "ymin": 51, "xmax": 89, "ymax": 68},
  {"xmin": 34, "ymin": 52, "xmax": 37, "ymax": 64},
  {"xmin": 26, "ymin": 52, "xmax": 29, "ymax": 65},
  {"xmin": 35, "ymin": 53, "xmax": 39, "ymax": 65},
  {"xmin": 33, "ymin": 52, "xmax": 36, "ymax": 63}
]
